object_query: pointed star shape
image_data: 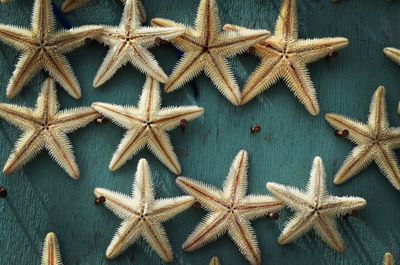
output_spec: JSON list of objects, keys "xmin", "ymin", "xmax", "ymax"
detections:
[
  {"xmin": 326, "ymin": 86, "xmax": 400, "ymax": 190},
  {"xmin": 267, "ymin": 156, "xmax": 366, "ymax": 252},
  {"xmin": 93, "ymin": 0, "xmax": 184, "ymax": 87},
  {"xmin": 92, "ymin": 76, "xmax": 203, "ymax": 174},
  {"xmin": 384, "ymin": 253, "xmax": 394, "ymax": 265},
  {"xmin": 41, "ymin": 233, "xmax": 63, "ymax": 265},
  {"xmin": 94, "ymin": 158, "xmax": 194, "ymax": 261},
  {"xmin": 0, "ymin": 78, "xmax": 100, "ymax": 179},
  {"xmin": 0, "ymin": 0, "xmax": 102, "ymax": 99},
  {"xmin": 223, "ymin": 0, "xmax": 348, "ymax": 114},
  {"xmin": 151, "ymin": 0, "xmax": 270, "ymax": 106},
  {"xmin": 176, "ymin": 150, "xmax": 284, "ymax": 265}
]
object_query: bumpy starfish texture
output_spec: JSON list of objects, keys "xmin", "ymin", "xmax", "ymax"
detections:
[
  {"xmin": 0, "ymin": 0, "xmax": 102, "ymax": 99},
  {"xmin": 326, "ymin": 86, "xmax": 400, "ymax": 190},
  {"xmin": 176, "ymin": 150, "xmax": 284, "ymax": 265},
  {"xmin": 151, "ymin": 0, "xmax": 270, "ymax": 106},
  {"xmin": 93, "ymin": 0, "xmax": 183, "ymax": 87},
  {"xmin": 92, "ymin": 76, "xmax": 203, "ymax": 174},
  {"xmin": 267, "ymin": 157, "xmax": 366, "ymax": 252},
  {"xmin": 384, "ymin": 253, "xmax": 394, "ymax": 265},
  {"xmin": 94, "ymin": 158, "xmax": 193, "ymax": 261},
  {"xmin": 0, "ymin": 78, "xmax": 100, "ymax": 179},
  {"xmin": 223, "ymin": 0, "xmax": 348, "ymax": 114},
  {"xmin": 209, "ymin": 256, "xmax": 220, "ymax": 265},
  {"xmin": 41, "ymin": 233, "xmax": 63, "ymax": 265}
]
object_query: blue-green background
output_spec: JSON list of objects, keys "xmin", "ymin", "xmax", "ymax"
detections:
[{"xmin": 0, "ymin": 0, "xmax": 399, "ymax": 264}]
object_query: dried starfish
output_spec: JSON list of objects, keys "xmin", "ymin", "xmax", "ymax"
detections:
[
  {"xmin": 384, "ymin": 253, "xmax": 394, "ymax": 265},
  {"xmin": 176, "ymin": 150, "xmax": 284, "ymax": 265},
  {"xmin": 94, "ymin": 158, "xmax": 193, "ymax": 261},
  {"xmin": 326, "ymin": 86, "xmax": 400, "ymax": 190},
  {"xmin": 0, "ymin": 0, "xmax": 102, "ymax": 99},
  {"xmin": 93, "ymin": 0, "xmax": 183, "ymax": 87},
  {"xmin": 92, "ymin": 76, "xmax": 203, "ymax": 174},
  {"xmin": 42, "ymin": 232, "xmax": 63, "ymax": 265},
  {"xmin": 61, "ymin": 0, "xmax": 147, "ymax": 23},
  {"xmin": 223, "ymin": 0, "xmax": 348, "ymax": 114},
  {"xmin": 266, "ymin": 156, "xmax": 367, "ymax": 252},
  {"xmin": 151, "ymin": 0, "xmax": 270, "ymax": 106},
  {"xmin": 383, "ymin": 47, "xmax": 400, "ymax": 113},
  {"xmin": 209, "ymin": 256, "xmax": 220, "ymax": 265},
  {"xmin": 0, "ymin": 78, "xmax": 100, "ymax": 179}
]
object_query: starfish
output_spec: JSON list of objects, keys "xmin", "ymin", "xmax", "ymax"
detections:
[
  {"xmin": 92, "ymin": 76, "xmax": 203, "ymax": 174},
  {"xmin": 61, "ymin": 0, "xmax": 147, "ymax": 23},
  {"xmin": 176, "ymin": 150, "xmax": 284, "ymax": 265},
  {"xmin": 266, "ymin": 156, "xmax": 367, "ymax": 252},
  {"xmin": 223, "ymin": 0, "xmax": 348, "ymax": 114},
  {"xmin": 151, "ymin": 0, "xmax": 270, "ymax": 106},
  {"xmin": 0, "ymin": 0, "xmax": 102, "ymax": 99},
  {"xmin": 209, "ymin": 256, "xmax": 220, "ymax": 265},
  {"xmin": 326, "ymin": 86, "xmax": 400, "ymax": 190},
  {"xmin": 94, "ymin": 158, "xmax": 194, "ymax": 261},
  {"xmin": 0, "ymin": 78, "xmax": 100, "ymax": 179},
  {"xmin": 92, "ymin": 0, "xmax": 184, "ymax": 88},
  {"xmin": 41, "ymin": 232, "xmax": 63, "ymax": 265},
  {"xmin": 383, "ymin": 252, "xmax": 394, "ymax": 265},
  {"xmin": 383, "ymin": 47, "xmax": 400, "ymax": 113}
]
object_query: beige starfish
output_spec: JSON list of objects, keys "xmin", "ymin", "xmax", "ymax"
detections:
[
  {"xmin": 326, "ymin": 86, "xmax": 400, "ymax": 190},
  {"xmin": 41, "ymin": 232, "xmax": 63, "ymax": 265},
  {"xmin": 209, "ymin": 256, "xmax": 220, "ymax": 265},
  {"xmin": 223, "ymin": 0, "xmax": 348, "ymax": 114},
  {"xmin": 92, "ymin": 76, "xmax": 203, "ymax": 174},
  {"xmin": 383, "ymin": 47, "xmax": 400, "ymax": 114},
  {"xmin": 94, "ymin": 158, "xmax": 193, "ymax": 261},
  {"xmin": 61, "ymin": 0, "xmax": 147, "ymax": 23},
  {"xmin": 0, "ymin": 78, "xmax": 100, "ymax": 179},
  {"xmin": 384, "ymin": 252, "xmax": 394, "ymax": 265},
  {"xmin": 93, "ymin": 0, "xmax": 184, "ymax": 88},
  {"xmin": 151, "ymin": 0, "xmax": 270, "ymax": 106},
  {"xmin": 176, "ymin": 150, "xmax": 284, "ymax": 265},
  {"xmin": 266, "ymin": 156, "xmax": 367, "ymax": 252},
  {"xmin": 0, "ymin": 0, "xmax": 102, "ymax": 99}
]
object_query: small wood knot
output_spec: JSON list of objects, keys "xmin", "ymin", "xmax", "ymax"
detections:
[
  {"xmin": 247, "ymin": 46, "xmax": 256, "ymax": 54},
  {"xmin": 192, "ymin": 201, "xmax": 201, "ymax": 208},
  {"xmin": 0, "ymin": 187, "xmax": 7, "ymax": 198},
  {"xmin": 250, "ymin": 125, "xmax": 261, "ymax": 134},
  {"xmin": 96, "ymin": 117, "xmax": 110, "ymax": 124},
  {"xmin": 84, "ymin": 38, "xmax": 93, "ymax": 45},
  {"xmin": 268, "ymin": 212, "xmax": 279, "ymax": 220},
  {"xmin": 95, "ymin": 196, "xmax": 106, "ymax": 205},
  {"xmin": 180, "ymin": 119, "xmax": 188, "ymax": 130},
  {"xmin": 334, "ymin": 129, "xmax": 349, "ymax": 137}
]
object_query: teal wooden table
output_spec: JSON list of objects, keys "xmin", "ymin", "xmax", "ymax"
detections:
[{"xmin": 0, "ymin": 0, "xmax": 400, "ymax": 264}]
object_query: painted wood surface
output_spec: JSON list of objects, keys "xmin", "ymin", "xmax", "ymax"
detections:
[{"xmin": 0, "ymin": 0, "xmax": 399, "ymax": 264}]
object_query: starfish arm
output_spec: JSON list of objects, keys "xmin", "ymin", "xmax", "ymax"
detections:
[
  {"xmin": 384, "ymin": 128, "xmax": 400, "ymax": 148},
  {"xmin": 94, "ymin": 188, "xmax": 137, "ymax": 219},
  {"xmin": 375, "ymin": 146, "xmax": 400, "ymax": 190},
  {"xmin": 120, "ymin": 0, "xmax": 141, "ymax": 33},
  {"xmin": 0, "ymin": 103, "xmax": 37, "ymax": 130},
  {"xmin": 61, "ymin": 0, "xmax": 90, "ymax": 13},
  {"xmin": 266, "ymin": 182, "xmax": 312, "ymax": 211},
  {"xmin": 6, "ymin": 52, "xmax": 42, "ymax": 99},
  {"xmin": 3, "ymin": 131, "xmax": 44, "ymax": 175},
  {"xmin": 384, "ymin": 47, "xmax": 400, "ymax": 65},
  {"xmin": 320, "ymin": 195, "xmax": 367, "ymax": 216},
  {"xmin": 194, "ymin": 0, "xmax": 221, "ymax": 44},
  {"xmin": 0, "ymin": 25, "xmax": 34, "ymax": 51},
  {"xmin": 333, "ymin": 145, "xmax": 375, "ymax": 185},
  {"xmin": 137, "ymin": 0, "xmax": 146, "ymax": 23},
  {"xmin": 147, "ymin": 128, "xmax": 181, "ymax": 174},
  {"xmin": 176, "ymin": 177, "xmax": 226, "ymax": 211},
  {"xmin": 275, "ymin": 0, "xmax": 298, "ymax": 39},
  {"xmin": 135, "ymin": 26, "xmax": 185, "ymax": 48},
  {"xmin": 106, "ymin": 219, "xmax": 143, "ymax": 259},
  {"xmin": 236, "ymin": 195, "xmax": 284, "ymax": 220},
  {"xmin": 92, "ymin": 103, "xmax": 144, "ymax": 129},
  {"xmin": 153, "ymin": 106, "xmax": 204, "ymax": 131},
  {"xmin": 138, "ymin": 76, "xmax": 161, "ymax": 112},
  {"xmin": 290, "ymin": 37, "xmax": 349, "ymax": 64},
  {"xmin": 35, "ymin": 79, "xmax": 60, "ymax": 116},
  {"xmin": 109, "ymin": 128, "xmax": 148, "ymax": 171},
  {"xmin": 216, "ymin": 30, "xmax": 270, "ymax": 57},
  {"xmin": 44, "ymin": 130, "xmax": 80, "ymax": 179},
  {"xmin": 368, "ymin": 86, "xmax": 389, "ymax": 132},
  {"xmin": 228, "ymin": 217, "xmax": 261, "ymax": 265},
  {"xmin": 149, "ymin": 196, "xmax": 194, "ymax": 222},
  {"xmin": 313, "ymin": 216, "xmax": 344, "ymax": 252},
  {"xmin": 204, "ymin": 54, "xmax": 241, "ymax": 105},
  {"xmin": 383, "ymin": 253, "xmax": 394, "ymax": 265},
  {"xmin": 53, "ymin": 107, "xmax": 99, "ymax": 132},
  {"xmin": 240, "ymin": 58, "xmax": 283, "ymax": 105},
  {"xmin": 92, "ymin": 43, "xmax": 131, "ymax": 88},
  {"xmin": 282, "ymin": 60, "xmax": 319, "ymax": 115},
  {"xmin": 277, "ymin": 213, "xmax": 316, "ymax": 245},
  {"xmin": 50, "ymin": 26, "xmax": 102, "ymax": 53},
  {"xmin": 222, "ymin": 150, "xmax": 248, "ymax": 203},
  {"xmin": 31, "ymin": 0, "xmax": 55, "ymax": 37},
  {"xmin": 41, "ymin": 233, "xmax": 63, "ymax": 265},
  {"xmin": 132, "ymin": 159, "xmax": 155, "ymax": 207},
  {"xmin": 209, "ymin": 256, "xmax": 220, "ymax": 265},
  {"xmin": 325, "ymin": 113, "xmax": 371, "ymax": 144},
  {"xmin": 306, "ymin": 157, "xmax": 327, "ymax": 205},
  {"xmin": 43, "ymin": 52, "xmax": 81, "ymax": 99},
  {"xmin": 164, "ymin": 52, "xmax": 205, "ymax": 93},
  {"xmin": 182, "ymin": 212, "xmax": 230, "ymax": 251},
  {"xmin": 142, "ymin": 221, "xmax": 173, "ymax": 262}
]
